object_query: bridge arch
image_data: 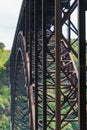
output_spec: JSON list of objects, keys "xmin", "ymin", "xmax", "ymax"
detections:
[{"xmin": 11, "ymin": 32, "xmax": 35, "ymax": 130}]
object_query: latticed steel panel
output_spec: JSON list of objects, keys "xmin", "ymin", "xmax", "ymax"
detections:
[
  {"xmin": 10, "ymin": 0, "xmax": 87, "ymax": 130},
  {"xmin": 10, "ymin": 32, "xmax": 35, "ymax": 130}
]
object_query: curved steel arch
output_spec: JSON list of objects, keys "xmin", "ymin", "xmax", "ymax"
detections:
[{"xmin": 10, "ymin": 32, "xmax": 35, "ymax": 130}]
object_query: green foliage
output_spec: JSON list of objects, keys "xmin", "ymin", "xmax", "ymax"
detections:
[
  {"xmin": 71, "ymin": 39, "xmax": 78, "ymax": 68},
  {"xmin": 0, "ymin": 49, "xmax": 10, "ymax": 85},
  {"xmin": 0, "ymin": 86, "xmax": 10, "ymax": 130},
  {"xmin": 0, "ymin": 49, "xmax": 10, "ymax": 129},
  {"xmin": 0, "ymin": 115, "xmax": 10, "ymax": 130},
  {"xmin": 62, "ymin": 123, "xmax": 73, "ymax": 130},
  {"xmin": 0, "ymin": 49, "xmax": 10, "ymax": 70}
]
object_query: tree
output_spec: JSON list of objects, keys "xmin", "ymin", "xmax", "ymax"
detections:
[
  {"xmin": 0, "ymin": 42, "xmax": 5, "ymax": 49},
  {"xmin": 0, "ymin": 50, "xmax": 10, "ymax": 129}
]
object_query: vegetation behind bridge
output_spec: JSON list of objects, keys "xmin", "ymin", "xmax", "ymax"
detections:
[{"xmin": 0, "ymin": 43, "xmax": 10, "ymax": 129}]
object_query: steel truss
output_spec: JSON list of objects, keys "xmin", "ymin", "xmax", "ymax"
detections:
[{"xmin": 10, "ymin": 0, "xmax": 87, "ymax": 130}]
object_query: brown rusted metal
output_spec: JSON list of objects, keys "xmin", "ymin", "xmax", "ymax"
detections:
[
  {"xmin": 10, "ymin": 0, "xmax": 82, "ymax": 129},
  {"xmin": 55, "ymin": 0, "xmax": 61, "ymax": 129},
  {"xmin": 29, "ymin": 85, "xmax": 35, "ymax": 130},
  {"xmin": 78, "ymin": 0, "xmax": 86, "ymax": 129}
]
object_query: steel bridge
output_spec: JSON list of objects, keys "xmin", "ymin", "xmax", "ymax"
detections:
[{"xmin": 10, "ymin": 0, "xmax": 87, "ymax": 129}]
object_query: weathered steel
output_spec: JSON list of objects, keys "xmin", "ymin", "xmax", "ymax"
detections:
[
  {"xmin": 42, "ymin": 0, "xmax": 47, "ymax": 129},
  {"xmin": 11, "ymin": 32, "xmax": 31, "ymax": 129},
  {"xmin": 55, "ymin": 0, "xmax": 61, "ymax": 129},
  {"xmin": 34, "ymin": 0, "xmax": 38, "ymax": 129},
  {"xmin": 10, "ymin": 0, "xmax": 87, "ymax": 129},
  {"xmin": 78, "ymin": 0, "xmax": 86, "ymax": 129}
]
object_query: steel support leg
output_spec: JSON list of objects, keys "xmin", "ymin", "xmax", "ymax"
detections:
[{"xmin": 78, "ymin": 0, "xmax": 86, "ymax": 129}]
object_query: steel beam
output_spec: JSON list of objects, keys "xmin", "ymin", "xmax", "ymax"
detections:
[
  {"xmin": 29, "ymin": 0, "xmax": 34, "ymax": 85},
  {"xmin": 34, "ymin": 0, "xmax": 39, "ymax": 129},
  {"xmin": 78, "ymin": 0, "xmax": 86, "ymax": 129},
  {"xmin": 42, "ymin": 0, "xmax": 47, "ymax": 129},
  {"xmin": 55, "ymin": 0, "xmax": 61, "ymax": 129}
]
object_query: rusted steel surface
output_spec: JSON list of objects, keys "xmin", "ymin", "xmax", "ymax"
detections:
[
  {"xmin": 55, "ymin": 0, "xmax": 61, "ymax": 129},
  {"xmin": 10, "ymin": 0, "xmax": 86, "ymax": 129},
  {"xmin": 10, "ymin": 32, "xmax": 34, "ymax": 129},
  {"xmin": 78, "ymin": 0, "xmax": 86, "ymax": 129}
]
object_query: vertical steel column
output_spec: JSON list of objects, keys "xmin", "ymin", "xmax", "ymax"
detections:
[
  {"xmin": 25, "ymin": 0, "xmax": 29, "ymax": 51},
  {"xmin": 78, "ymin": 0, "xmax": 86, "ymax": 129},
  {"xmin": 34, "ymin": 0, "xmax": 38, "ymax": 129},
  {"xmin": 67, "ymin": 2, "xmax": 70, "ymax": 45},
  {"xmin": 29, "ymin": 0, "xmax": 32, "ymax": 85},
  {"xmin": 55, "ymin": 0, "xmax": 61, "ymax": 130},
  {"xmin": 22, "ymin": 9, "xmax": 25, "ymax": 34},
  {"xmin": 29, "ymin": 1, "xmax": 35, "ymax": 129},
  {"xmin": 29, "ymin": 0, "xmax": 34, "ymax": 85},
  {"xmin": 42, "ymin": 0, "xmax": 47, "ymax": 129},
  {"xmin": 25, "ymin": 0, "xmax": 29, "ymax": 34}
]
